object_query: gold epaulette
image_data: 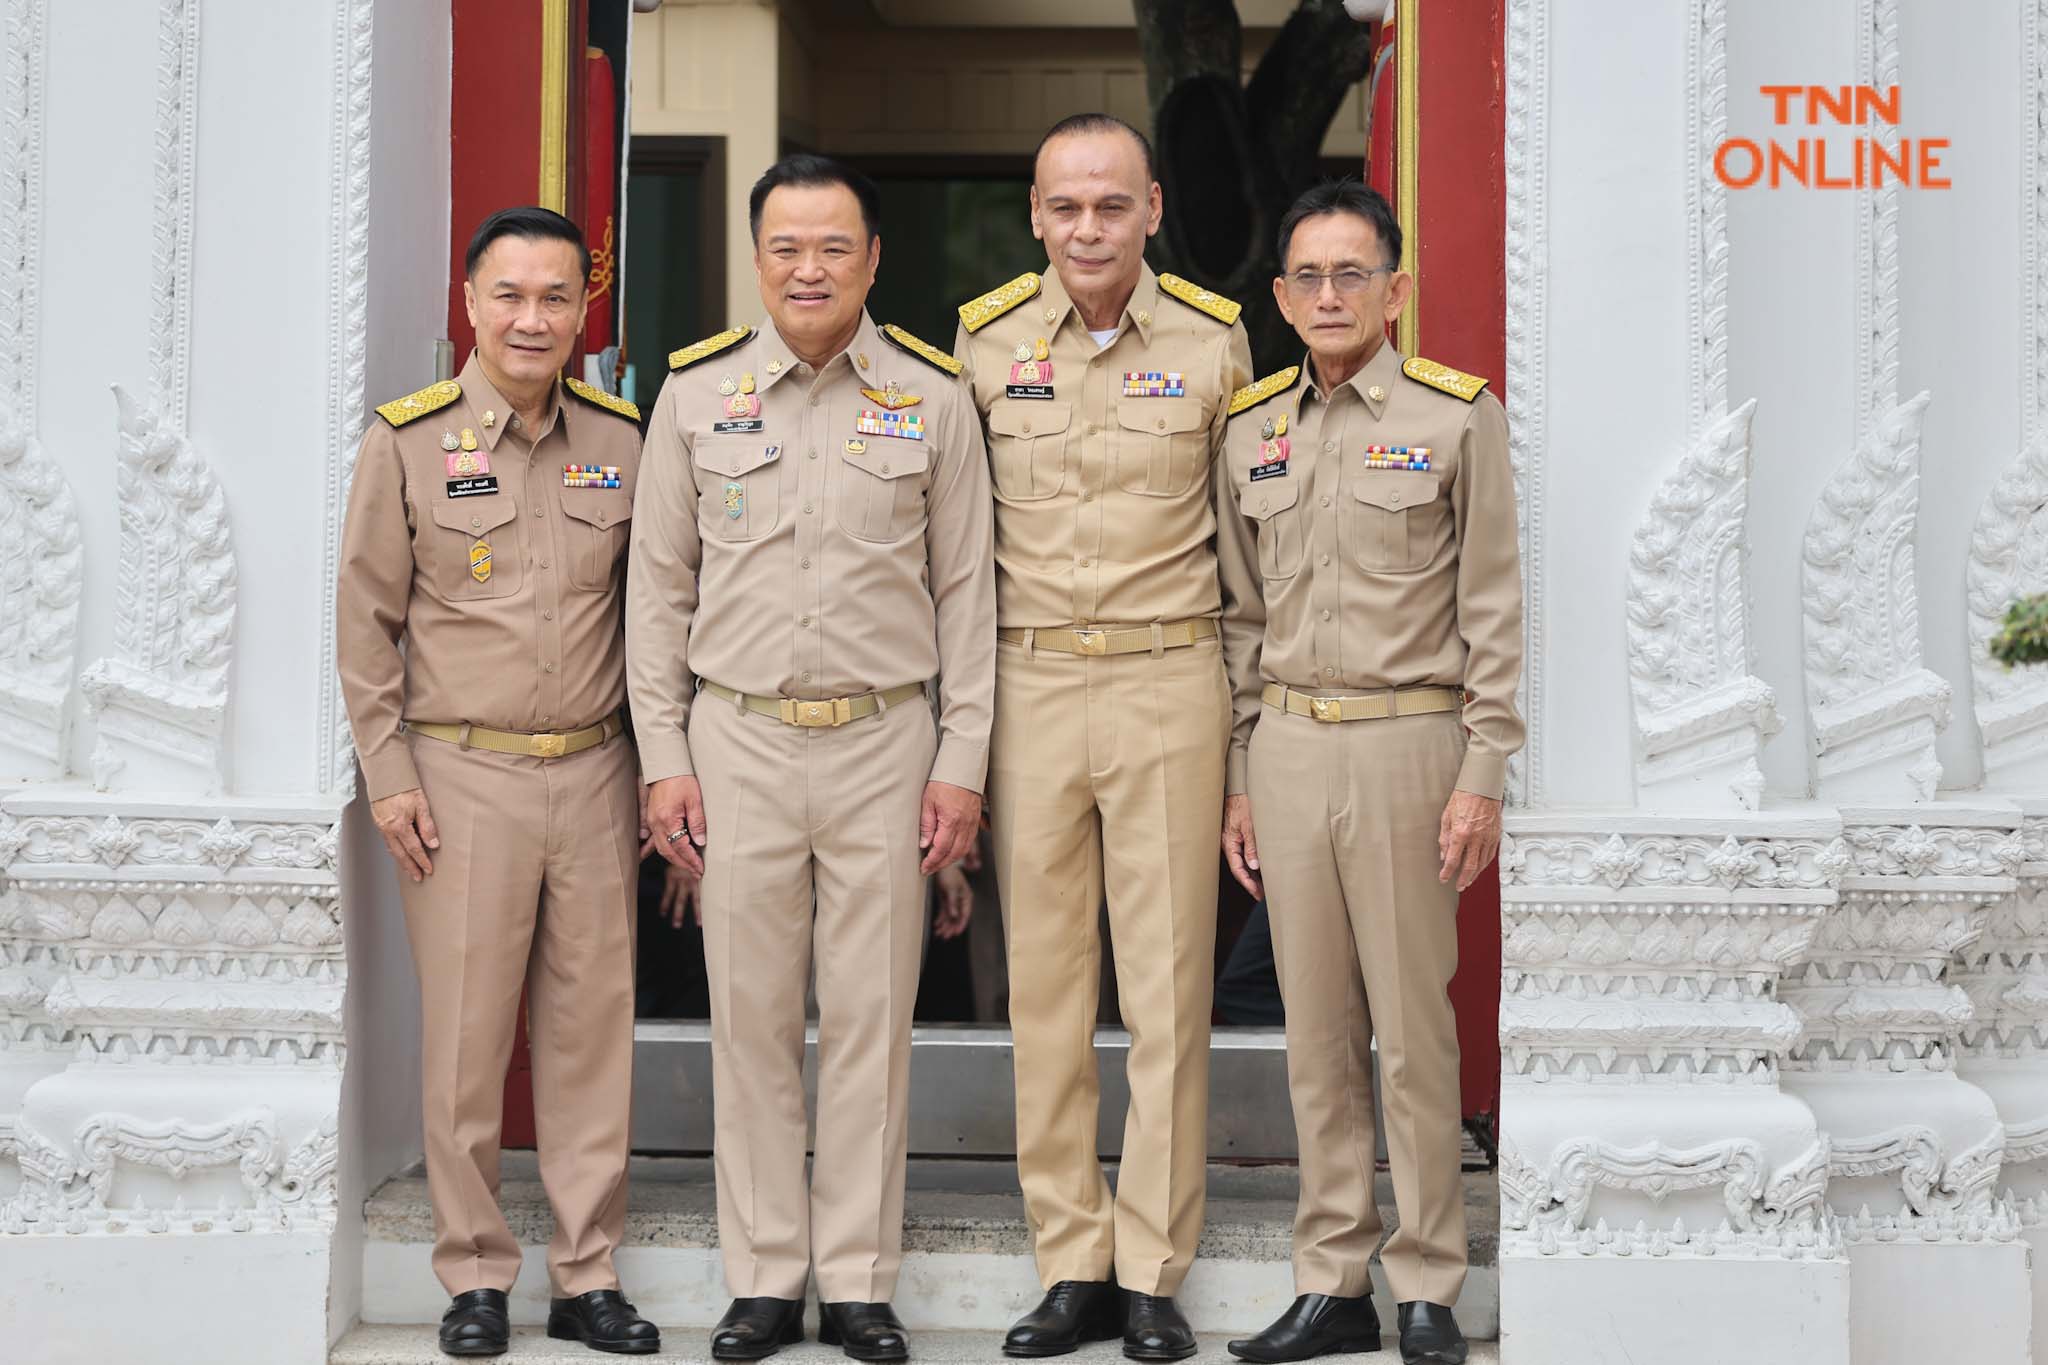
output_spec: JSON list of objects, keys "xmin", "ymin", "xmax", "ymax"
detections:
[
  {"xmin": 564, "ymin": 376, "xmax": 640, "ymax": 422},
  {"xmin": 881, "ymin": 324, "xmax": 963, "ymax": 376},
  {"xmin": 1158, "ymin": 273, "xmax": 1242, "ymax": 326},
  {"xmin": 1402, "ymin": 356, "xmax": 1489, "ymax": 402},
  {"xmin": 958, "ymin": 273, "xmax": 1041, "ymax": 334},
  {"xmin": 669, "ymin": 326, "xmax": 753, "ymax": 372},
  {"xmin": 375, "ymin": 379, "xmax": 461, "ymax": 428},
  {"xmin": 1228, "ymin": 366, "xmax": 1301, "ymax": 417}
]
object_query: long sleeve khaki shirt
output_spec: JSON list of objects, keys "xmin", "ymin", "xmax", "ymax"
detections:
[
  {"xmin": 336, "ymin": 354, "xmax": 642, "ymax": 801},
  {"xmin": 625, "ymin": 312, "xmax": 997, "ymax": 793},
  {"xmin": 1216, "ymin": 343, "xmax": 1525, "ymax": 799},
  {"xmin": 954, "ymin": 264, "xmax": 1253, "ymax": 628}
]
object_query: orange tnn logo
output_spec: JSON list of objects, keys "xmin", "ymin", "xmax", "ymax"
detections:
[{"xmin": 1714, "ymin": 85, "xmax": 1950, "ymax": 190}]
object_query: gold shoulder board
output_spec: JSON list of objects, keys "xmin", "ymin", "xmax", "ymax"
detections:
[
  {"xmin": 1158, "ymin": 273, "xmax": 1243, "ymax": 326},
  {"xmin": 958, "ymin": 273, "xmax": 1041, "ymax": 334},
  {"xmin": 375, "ymin": 379, "xmax": 461, "ymax": 428},
  {"xmin": 1228, "ymin": 366, "xmax": 1301, "ymax": 417},
  {"xmin": 669, "ymin": 326, "xmax": 753, "ymax": 372},
  {"xmin": 881, "ymin": 324, "xmax": 963, "ymax": 376},
  {"xmin": 565, "ymin": 376, "xmax": 641, "ymax": 422},
  {"xmin": 1402, "ymin": 356, "xmax": 1489, "ymax": 402}
]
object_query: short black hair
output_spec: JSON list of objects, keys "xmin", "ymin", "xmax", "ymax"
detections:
[
  {"xmin": 1276, "ymin": 180, "xmax": 1401, "ymax": 271},
  {"xmin": 748, "ymin": 154, "xmax": 882, "ymax": 245},
  {"xmin": 1034, "ymin": 112, "xmax": 1155, "ymax": 184},
  {"xmin": 464, "ymin": 206, "xmax": 591, "ymax": 281}
]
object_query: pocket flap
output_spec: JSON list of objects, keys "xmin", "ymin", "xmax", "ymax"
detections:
[
  {"xmin": 693, "ymin": 437, "xmax": 783, "ymax": 479},
  {"xmin": 1240, "ymin": 476, "xmax": 1300, "ymax": 519},
  {"xmin": 559, "ymin": 489, "xmax": 633, "ymax": 529},
  {"xmin": 430, "ymin": 494, "xmax": 517, "ymax": 535},
  {"xmin": 841, "ymin": 440, "xmax": 929, "ymax": 481},
  {"xmin": 1115, "ymin": 396, "xmax": 1204, "ymax": 436},
  {"xmin": 1351, "ymin": 470, "xmax": 1441, "ymax": 512},
  {"xmin": 988, "ymin": 400, "xmax": 1071, "ymax": 439}
]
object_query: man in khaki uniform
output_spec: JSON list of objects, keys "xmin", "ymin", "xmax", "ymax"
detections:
[
  {"xmin": 954, "ymin": 114, "xmax": 1252, "ymax": 1363},
  {"xmin": 338, "ymin": 207, "xmax": 660, "ymax": 1357},
  {"xmin": 1216, "ymin": 182, "xmax": 1522, "ymax": 1365},
  {"xmin": 631, "ymin": 155, "xmax": 994, "ymax": 1364}
]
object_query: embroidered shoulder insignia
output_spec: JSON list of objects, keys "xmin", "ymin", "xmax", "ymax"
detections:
[
  {"xmin": 1228, "ymin": 366, "xmax": 1301, "ymax": 417},
  {"xmin": 565, "ymin": 376, "xmax": 640, "ymax": 422},
  {"xmin": 1158, "ymin": 273, "xmax": 1242, "ymax": 326},
  {"xmin": 375, "ymin": 380, "xmax": 461, "ymax": 428},
  {"xmin": 669, "ymin": 326, "xmax": 753, "ymax": 372},
  {"xmin": 958, "ymin": 273, "xmax": 1041, "ymax": 334},
  {"xmin": 1402, "ymin": 356, "xmax": 1489, "ymax": 402},
  {"xmin": 881, "ymin": 324, "xmax": 963, "ymax": 376}
]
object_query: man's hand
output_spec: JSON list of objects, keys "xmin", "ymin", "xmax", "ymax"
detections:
[
  {"xmin": 1439, "ymin": 789, "xmax": 1503, "ymax": 892},
  {"xmin": 372, "ymin": 788, "xmax": 439, "ymax": 882},
  {"xmin": 920, "ymin": 781, "xmax": 982, "ymax": 875},
  {"xmin": 660, "ymin": 860, "xmax": 702, "ymax": 929},
  {"xmin": 1222, "ymin": 793, "xmax": 1262, "ymax": 898},
  {"xmin": 932, "ymin": 863, "xmax": 974, "ymax": 939},
  {"xmin": 646, "ymin": 776, "xmax": 708, "ymax": 875}
]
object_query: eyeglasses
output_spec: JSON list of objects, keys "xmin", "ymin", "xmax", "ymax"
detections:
[{"xmin": 1283, "ymin": 266, "xmax": 1394, "ymax": 297}]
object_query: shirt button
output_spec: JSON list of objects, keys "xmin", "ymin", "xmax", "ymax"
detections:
[
  {"xmin": 1324, "ymin": 441, "xmax": 1335, "ymax": 452},
  {"xmin": 799, "ymin": 616, "xmax": 811, "ymax": 627},
  {"xmin": 1390, "ymin": 491, "xmax": 1402, "ymax": 505},
  {"xmin": 539, "ymin": 559, "xmax": 550, "ymax": 569},
  {"xmin": 1078, "ymin": 558, "xmax": 1090, "ymax": 568},
  {"xmin": 1082, "ymin": 490, "xmax": 1094, "ymax": 502},
  {"xmin": 801, "ymin": 557, "xmax": 812, "ymax": 568},
  {"xmin": 1320, "ymin": 496, "xmax": 1330, "ymax": 508},
  {"xmin": 534, "ymin": 507, "xmax": 545, "ymax": 517},
  {"xmin": 1087, "ymin": 423, "xmax": 1099, "ymax": 435},
  {"xmin": 808, "ymin": 450, "xmax": 818, "ymax": 460},
  {"xmin": 1322, "ymin": 610, "xmax": 1332, "ymax": 621},
  {"xmin": 1320, "ymin": 554, "xmax": 1331, "ymax": 566},
  {"xmin": 801, "ymin": 672, "xmax": 812, "ymax": 682},
  {"xmin": 1325, "ymin": 666, "xmax": 1337, "ymax": 677},
  {"xmin": 1021, "ymin": 421, "xmax": 1032, "ymax": 434},
  {"xmin": 543, "ymin": 609, "xmax": 554, "ymax": 620},
  {"xmin": 803, "ymin": 503, "xmax": 814, "ymax": 514},
  {"xmin": 470, "ymin": 515, "xmax": 482, "ymax": 529},
  {"xmin": 881, "ymin": 462, "xmax": 890, "ymax": 474},
  {"xmin": 1155, "ymin": 418, "xmax": 1167, "ymax": 431},
  {"xmin": 540, "ymin": 715, "xmax": 551, "ymax": 725},
  {"xmin": 809, "ymin": 395, "xmax": 819, "ymax": 407},
  {"xmin": 544, "ymin": 661, "xmax": 556, "ymax": 673}
]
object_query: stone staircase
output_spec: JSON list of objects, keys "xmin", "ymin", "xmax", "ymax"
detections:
[{"xmin": 340, "ymin": 1156, "xmax": 1497, "ymax": 1361}]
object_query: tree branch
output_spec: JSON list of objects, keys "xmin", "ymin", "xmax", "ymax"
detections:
[{"xmin": 1247, "ymin": 0, "xmax": 1379, "ymax": 189}]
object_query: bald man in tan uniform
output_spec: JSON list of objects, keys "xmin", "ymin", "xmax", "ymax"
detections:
[
  {"xmin": 631, "ymin": 156, "xmax": 994, "ymax": 1363},
  {"xmin": 1217, "ymin": 183, "xmax": 1521, "ymax": 1365},
  {"xmin": 955, "ymin": 115, "xmax": 1252, "ymax": 1362},
  {"xmin": 339, "ymin": 210, "xmax": 661, "ymax": 1356}
]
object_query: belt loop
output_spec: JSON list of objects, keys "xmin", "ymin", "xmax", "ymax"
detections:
[
  {"xmin": 1022, "ymin": 627, "xmax": 1036, "ymax": 661},
  {"xmin": 457, "ymin": 722, "xmax": 473, "ymax": 751},
  {"xmin": 731, "ymin": 687, "xmax": 748, "ymax": 715},
  {"xmin": 1385, "ymin": 685, "xmax": 1402, "ymax": 718},
  {"xmin": 1150, "ymin": 622, "xmax": 1166, "ymax": 659},
  {"xmin": 872, "ymin": 689, "xmax": 889, "ymax": 715}
]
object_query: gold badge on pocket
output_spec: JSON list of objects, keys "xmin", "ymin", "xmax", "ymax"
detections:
[{"xmin": 470, "ymin": 540, "xmax": 492, "ymax": 583}]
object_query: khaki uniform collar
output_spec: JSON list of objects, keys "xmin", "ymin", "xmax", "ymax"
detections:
[
  {"xmin": 1304, "ymin": 341, "xmax": 1403, "ymax": 420},
  {"xmin": 754, "ymin": 311, "xmax": 886, "ymax": 392},
  {"xmin": 458, "ymin": 350, "xmax": 564, "ymax": 452},
  {"xmin": 1039, "ymin": 262, "xmax": 1160, "ymax": 348}
]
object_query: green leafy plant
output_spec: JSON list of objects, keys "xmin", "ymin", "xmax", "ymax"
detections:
[{"xmin": 1990, "ymin": 592, "xmax": 2048, "ymax": 668}]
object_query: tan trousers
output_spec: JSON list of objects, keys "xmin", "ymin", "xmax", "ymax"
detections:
[
  {"xmin": 690, "ymin": 689, "xmax": 936, "ymax": 1302},
  {"xmin": 989, "ymin": 634, "xmax": 1225, "ymax": 1296},
  {"xmin": 397, "ymin": 729, "xmax": 640, "ymax": 1297},
  {"xmin": 1248, "ymin": 705, "xmax": 1468, "ymax": 1307}
]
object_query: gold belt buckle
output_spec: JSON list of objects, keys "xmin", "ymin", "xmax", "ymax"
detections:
[
  {"xmin": 530, "ymin": 732, "xmax": 568, "ymax": 758},
  {"xmin": 1309, "ymin": 696, "xmax": 1344, "ymax": 724},
  {"xmin": 783, "ymin": 698, "xmax": 840, "ymax": 727},
  {"xmin": 1073, "ymin": 629, "xmax": 1108, "ymax": 656}
]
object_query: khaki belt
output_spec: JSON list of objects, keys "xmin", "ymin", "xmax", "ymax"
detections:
[
  {"xmin": 406, "ymin": 712, "xmax": 622, "ymax": 758},
  {"xmin": 701, "ymin": 680, "xmax": 926, "ymax": 728},
  {"xmin": 997, "ymin": 617, "xmax": 1218, "ymax": 657},
  {"xmin": 1263, "ymin": 683, "xmax": 1463, "ymax": 724}
]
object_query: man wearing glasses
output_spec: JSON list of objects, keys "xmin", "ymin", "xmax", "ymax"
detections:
[{"xmin": 1215, "ymin": 180, "xmax": 1522, "ymax": 1365}]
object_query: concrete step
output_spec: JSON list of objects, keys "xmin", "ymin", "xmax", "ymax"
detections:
[
  {"xmin": 361, "ymin": 1156, "xmax": 1498, "ymax": 1340},
  {"xmin": 332, "ymin": 1325, "xmax": 1501, "ymax": 1364}
]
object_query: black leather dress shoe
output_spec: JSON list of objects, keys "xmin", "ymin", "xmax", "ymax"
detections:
[
  {"xmin": 712, "ymin": 1297, "xmax": 807, "ymax": 1361},
  {"xmin": 1227, "ymin": 1294, "xmax": 1383, "ymax": 1361},
  {"xmin": 547, "ymin": 1288, "xmax": 660, "ymax": 1354},
  {"xmin": 819, "ymin": 1301, "xmax": 910, "ymax": 1361},
  {"xmin": 1003, "ymin": 1280, "xmax": 1123, "ymax": 1356},
  {"xmin": 439, "ymin": 1288, "xmax": 509, "ymax": 1357},
  {"xmin": 1123, "ymin": 1291, "xmax": 1198, "ymax": 1361},
  {"xmin": 1395, "ymin": 1302, "xmax": 1466, "ymax": 1365}
]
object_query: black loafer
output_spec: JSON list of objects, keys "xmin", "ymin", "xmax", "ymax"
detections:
[
  {"xmin": 439, "ymin": 1288, "xmax": 510, "ymax": 1357},
  {"xmin": 819, "ymin": 1301, "xmax": 910, "ymax": 1361},
  {"xmin": 1228, "ymin": 1294, "xmax": 1382, "ymax": 1361},
  {"xmin": 711, "ymin": 1297, "xmax": 806, "ymax": 1361},
  {"xmin": 547, "ymin": 1288, "xmax": 661, "ymax": 1354},
  {"xmin": 1123, "ymin": 1291, "xmax": 1198, "ymax": 1361},
  {"xmin": 1003, "ymin": 1280, "xmax": 1123, "ymax": 1356},
  {"xmin": 1395, "ymin": 1302, "xmax": 1466, "ymax": 1365}
]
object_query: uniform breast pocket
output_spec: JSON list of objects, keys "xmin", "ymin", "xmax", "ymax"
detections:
[
  {"xmin": 837, "ymin": 439, "xmax": 930, "ymax": 543},
  {"xmin": 426, "ymin": 495, "xmax": 521, "ymax": 600},
  {"xmin": 693, "ymin": 436, "xmax": 783, "ymax": 542},
  {"xmin": 1239, "ymin": 475, "xmax": 1305, "ymax": 579},
  {"xmin": 1346, "ymin": 470, "xmax": 1446, "ymax": 573},
  {"xmin": 560, "ymin": 489, "xmax": 633, "ymax": 591},
  {"xmin": 986, "ymin": 400, "xmax": 1069, "ymax": 502},
  {"xmin": 1113, "ymin": 397, "xmax": 1207, "ymax": 497}
]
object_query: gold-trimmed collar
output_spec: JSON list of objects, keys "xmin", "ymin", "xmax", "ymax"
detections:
[{"xmin": 958, "ymin": 272, "xmax": 1042, "ymax": 334}]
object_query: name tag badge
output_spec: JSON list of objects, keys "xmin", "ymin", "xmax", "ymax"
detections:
[
  {"xmin": 1004, "ymin": 384, "xmax": 1056, "ymax": 400},
  {"xmin": 446, "ymin": 476, "xmax": 500, "ymax": 498},
  {"xmin": 1249, "ymin": 462, "xmax": 1289, "ymax": 482},
  {"xmin": 712, "ymin": 419, "xmax": 765, "ymax": 433}
]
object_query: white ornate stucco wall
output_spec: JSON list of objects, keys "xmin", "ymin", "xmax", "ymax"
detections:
[{"xmin": 0, "ymin": 3, "xmax": 447, "ymax": 1361}]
